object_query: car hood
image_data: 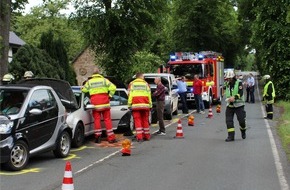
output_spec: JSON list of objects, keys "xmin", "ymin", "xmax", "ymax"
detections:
[{"xmin": 18, "ymin": 78, "xmax": 78, "ymax": 109}]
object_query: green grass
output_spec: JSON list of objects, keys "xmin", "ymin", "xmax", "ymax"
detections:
[{"xmin": 276, "ymin": 101, "xmax": 290, "ymax": 161}]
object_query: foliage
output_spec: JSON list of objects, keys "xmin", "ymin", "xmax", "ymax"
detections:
[
  {"xmin": 11, "ymin": 1, "xmax": 85, "ymax": 61},
  {"xmin": 71, "ymin": 0, "xmax": 168, "ymax": 81},
  {"xmin": 39, "ymin": 29, "xmax": 77, "ymax": 85},
  {"xmin": 250, "ymin": 0, "xmax": 290, "ymax": 100},
  {"xmin": 127, "ymin": 51, "xmax": 164, "ymax": 82},
  {"xmin": 276, "ymin": 101, "xmax": 290, "ymax": 161},
  {"xmin": 9, "ymin": 44, "xmax": 64, "ymax": 81},
  {"xmin": 170, "ymin": 0, "xmax": 241, "ymax": 68}
]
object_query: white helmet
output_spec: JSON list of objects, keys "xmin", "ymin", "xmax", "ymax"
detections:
[
  {"xmin": 225, "ymin": 70, "xmax": 235, "ymax": 79},
  {"xmin": 2, "ymin": 73, "xmax": 15, "ymax": 82},
  {"xmin": 24, "ymin": 71, "xmax": 34, "ymax": 78},
  {"xmin": 263, "ymin": 75, "xmax": 270, "ymax": 80}
]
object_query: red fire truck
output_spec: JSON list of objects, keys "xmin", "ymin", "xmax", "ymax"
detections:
[{"xmin": 164, "ymin": 51, "xmax": 225, "ymax": 108}]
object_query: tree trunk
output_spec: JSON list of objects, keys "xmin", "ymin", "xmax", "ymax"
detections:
[{"xmin": 0, "ymin": 0, "xmax": 11, "ymax": 84}]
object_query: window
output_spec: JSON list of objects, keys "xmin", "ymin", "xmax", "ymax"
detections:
[
  {"xmin": 110, "ymin": 90, "xmax": 128, "ymax": 106},
  {"xmin": 29, "ymin": 89, "xmax": 56, "ymax": 111}
]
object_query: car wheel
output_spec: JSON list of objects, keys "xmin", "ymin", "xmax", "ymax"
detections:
[
  {"xmin": 53, "ymin": 130, "xmax": 71, "ymax": 158},
  {"xmin": 129, "ymin": 114, "xmax": 135, "ymax": 131},
  {"xmin": 5, "ymin": 140, "xmax": 29, "ymax": 171},
  {"xmin": 173, "ymin": 106, "xmax": 178, "ymax": 115},
  {"xmin": 72, "ymin": 122, "xmax": 85, "ymax": 148}
]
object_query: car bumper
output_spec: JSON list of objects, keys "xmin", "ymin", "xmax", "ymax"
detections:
[{"xmin": 0, "ymin": 136, "xmax": 14, "ymax": 163}]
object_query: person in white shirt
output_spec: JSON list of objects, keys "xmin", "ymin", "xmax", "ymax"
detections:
[{"xmin": 246, "ymin": 73, "xmax": 255, "ymax": 103}]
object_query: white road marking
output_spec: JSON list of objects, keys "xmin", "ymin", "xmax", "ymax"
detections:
[
  {"xmin": 257, "ymin": 82, "xmax": 289, "ymax": 190},
  {"xmin": 74, "ymin": 114, "xmax": 190, "ymax": 175}
]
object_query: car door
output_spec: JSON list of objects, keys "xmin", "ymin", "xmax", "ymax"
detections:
[
  {"xmin": 82, "ymin": 93, "xmax": 95, "ymax": 135},
  {"xmin": 102, "ymin": 89, "xmax": 129, "ymax": 130},
  {"xmin": 170, "ymin": 76, "xmax": 179, "ymax": 112},
  {"xmin": 21, "ymin": 89, "xmax": 59, "ymax": 150}
]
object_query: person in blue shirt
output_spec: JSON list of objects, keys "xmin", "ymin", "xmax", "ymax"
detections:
[{"xmin": 176, "ymin": 76, "xmax": 188, "ymax": 114}]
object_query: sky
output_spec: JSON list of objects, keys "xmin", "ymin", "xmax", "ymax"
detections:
[{"xmin": 24, "ymin": 0, "xmax": 75, "ymax": 15}]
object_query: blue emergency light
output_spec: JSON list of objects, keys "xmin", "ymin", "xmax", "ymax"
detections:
[
  {"xmin": 170, "ymin": 55, "xmax": 176, "ymax": 61},
  {"xmin": 198, "ymin": 54, "xmax": 204, "ymax": 60}
]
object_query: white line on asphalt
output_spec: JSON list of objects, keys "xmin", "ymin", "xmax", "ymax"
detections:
[
  {"xmin": 257, "ymin": 83, "xmax": 289, "ymax": 190},
  {"xmin": 74, "ymin": 113, "xmax": 190, "ymax": 176},
  {"xmin": 75, "ymin": 150, "xmax": 121, "ymax": 175}
]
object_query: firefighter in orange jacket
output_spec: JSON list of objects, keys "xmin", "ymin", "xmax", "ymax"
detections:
[
  {"xmin": 128, "ymin": 72, "xmax": 152, "ymax": 141},
  {"xmin": 82, "ymin": 69, "xmax": 117, "ymax": 143}
]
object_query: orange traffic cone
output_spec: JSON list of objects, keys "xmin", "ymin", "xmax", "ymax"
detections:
[
  {"xmin": 188, "ymin": 114, "xmax": 194, "ymax": 126},
  {"xmin": 121, "ymin": 139, "xmax": 131, "ymax": 156},
  {"xmin": 216, "ymin": 104, "xmax": 221, "ymax": 113},
  {"xmin": 174, "ymin": 119, "xmax": 184, "ymax": 138},
  {"xmin": 207, "ymin": 106, "xmax": 213, "ymax": 118},
  {"xmin": 62, "ymin": 161, "xmax": 74, "ymax": 190}
]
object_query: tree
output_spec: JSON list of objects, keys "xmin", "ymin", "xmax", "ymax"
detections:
[
  {"xmin": 0, "ymin": 0, "xmax": 12, "ymax": 83},
  {"xmin": 11, "ymin": 0, "xmax": 85, "ymax": 61},
  {"xmin": 0, "ymin": 0, "xmax": 27, "ymax": 84},
  {"xmin": 39, "ymin": 29, "xmax": 76, "ymax": 84},
  {"xmin": 71, "ymin": 0, "xmax": 168, "ymax": 81},
  {"xmin": 250, "ymin": 0, "xmax": 290, "ymax": 100},
  {"xmin": 170, "ymin": 0, "xmax": 241, "ymax": 68},
  {"xmin": 9, "ymin": 44, "xmax": 65, "ymax": 80}
]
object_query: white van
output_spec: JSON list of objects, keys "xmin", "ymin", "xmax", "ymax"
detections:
[{"xmin": 133, "ymin": 73, "xmax": 179, "ymax": 120}]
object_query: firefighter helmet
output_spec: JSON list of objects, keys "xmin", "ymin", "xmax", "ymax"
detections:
[
  {"xmin": 2, "ymin": 73, "xmax": 15, "ymax": 82},
  {"xmin": 263, "ymin": 75, "xmax": 270, "ymax": 80},
  {"xmin": 225, "ymin": 70, "xmax": 235, "ymax": 79},
  {"xmin": 24, "ymin": 71, "xmax": 34, "ymax": 79}
]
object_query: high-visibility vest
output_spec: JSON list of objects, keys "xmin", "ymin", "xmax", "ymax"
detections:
[
  {"xmin": 128, "ymin": 78, "xmax": 152, "ymax": 110},
  {"xmin": 82, "ymin": 74, "xmax": 116, "ymax": 110},
  {"xmin": 225, "ymin": 80, "xmax": 245, "ymax": 107},
  {"xmin": 263, "ymin": 81, "xmax": 275, "ymax": 104}
]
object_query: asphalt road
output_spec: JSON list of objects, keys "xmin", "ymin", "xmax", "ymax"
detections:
[{"xmin": 1, "ymin": 84, "xmax": 290, "ymax": 190}]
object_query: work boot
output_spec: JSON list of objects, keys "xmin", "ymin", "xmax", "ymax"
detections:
[
  {"xmin": 241, "ymin": 130, "xmax": 246, "ymax": 139},
  {"xmin": 225, "ymin": 132, "xmax": 235, "ymax": 142},
  {"xmin": 225, "ymin": 137, "xmax": 235, "ymax": 142},
  {"xmin": 95, "ymin": 136, "xmax": 102, "ymax": 144}
]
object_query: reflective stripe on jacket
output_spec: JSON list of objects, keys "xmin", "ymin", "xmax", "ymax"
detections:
[
  {"xmin": 128, "ymin": 78, "xmax": 152, "ymax": 110},
  {"xmin": 225, "ymin": 79, "xmax": 245, "ymax": 108},
  {"xmin": 82, "ymin": 74, "xmax": 116, "ymax": 110},
  {"xmin": 263, "ymin": 81, "xmax": 275, "ymax": 104}
]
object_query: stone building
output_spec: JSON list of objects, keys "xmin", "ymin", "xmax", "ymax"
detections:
[{"xmin": 72, "ymin": 47, "xmax": 100, "ymax": 85}]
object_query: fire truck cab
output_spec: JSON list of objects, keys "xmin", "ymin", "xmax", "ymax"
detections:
[{"xmin": 165, "ymin": 51, "xmax": 224, "ymax": 108}]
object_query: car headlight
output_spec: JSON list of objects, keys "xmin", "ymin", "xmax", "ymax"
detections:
[{"xmin": 0, "ymin": 116, "xmax": 14, "ymax": 134}]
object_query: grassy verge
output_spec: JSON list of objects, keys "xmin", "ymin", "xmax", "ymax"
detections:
[{"xmin": 276, "ymin": 101, "xmax": 290, "ymax": 161}]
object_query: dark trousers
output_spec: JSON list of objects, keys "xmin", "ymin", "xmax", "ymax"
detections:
[
  {"xmin": 265, "ymin": 104, "xmax": 273, "ymax": 119},
  {"xmin": 156, "ymin": 100, "xmax": 165, "ymax": 132},
  {"xmin": 179, "ymin": 92, "xmax": 188, "ymax": 113},
  {"xmin": 225, "ymin": 106, "xmax": 246, "ymax": 138},
  {"xmin": 194, "ymin": 94, "xmax": 204, "ymax": 112},
  {"xmin": 246, "ymin": 86, "xmax": 255, "ymax": 103}
]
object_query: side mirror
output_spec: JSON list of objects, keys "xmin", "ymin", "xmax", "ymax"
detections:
[
  {"xmin": 172, "ymin": 84, "xmax": 178, "ymax": 90},
  {"xmin": 85, "ymin": 104, "xmax": 95, "ymax": 110},
  {"xmin": 29, "ymin": 108, "xmax": 42, "ymax": 115}
]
